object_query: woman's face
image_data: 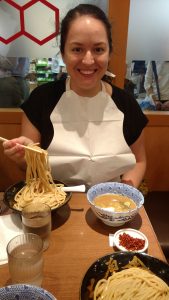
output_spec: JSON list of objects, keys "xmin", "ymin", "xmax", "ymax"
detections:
[{"xmin": 62, "ymin": 16, "xmax": 110, "ymax": 97}]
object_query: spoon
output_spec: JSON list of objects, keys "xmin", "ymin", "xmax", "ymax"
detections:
[{"xmin": 62, "ymin": 185, "xmax": 86, "ymax": 192}]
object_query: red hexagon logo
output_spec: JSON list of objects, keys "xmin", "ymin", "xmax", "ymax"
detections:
[
  {"xmin": 0, "ymin": 0, "xmax": 59, "ymax": 45},
  {"xmin": 22, "ymin": 0, "xmax": 59, "ymax": 45},
  {"xmin": 0, "ymin": 0, "xmax": 22, "ymax": 44}
]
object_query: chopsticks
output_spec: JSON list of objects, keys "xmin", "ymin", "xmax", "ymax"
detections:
[{"xmin": 0, "ymin": 137, "xmax": 43, "ymax": 154}]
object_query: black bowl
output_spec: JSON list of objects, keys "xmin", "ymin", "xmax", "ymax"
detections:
[
  {"xmin": 3, "ymin": 180, "xmax": 72, "ymax": 213},
  {"xmin": 80, "ymin": 251, "xmax": 169, "ymax": 300}
]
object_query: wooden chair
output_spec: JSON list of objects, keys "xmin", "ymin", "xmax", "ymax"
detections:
[{"xmin": 144, "ymin": 191, "xmax": 169, "ymax": 263}]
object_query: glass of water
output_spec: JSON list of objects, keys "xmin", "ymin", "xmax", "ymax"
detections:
[
  {"xmin": 21, "ymin": 203, "xmax": 51, "ymax": 251},
  {"xmin": 7, "ymin": 233, "xmax": 43, "ymax": 286}
]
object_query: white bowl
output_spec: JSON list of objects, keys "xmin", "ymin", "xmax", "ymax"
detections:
[
  {"xmin": 87, "ymin": 182, "xmax": 144, "ymax": 226},
  {"xmin": 113, "ymin": 228, "xmax": 148, "ymax": 252}
]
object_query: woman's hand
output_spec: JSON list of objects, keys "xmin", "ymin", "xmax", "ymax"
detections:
[{"xmin": 3, "ymin": 136, "xmax": 34, "ymax": 168}]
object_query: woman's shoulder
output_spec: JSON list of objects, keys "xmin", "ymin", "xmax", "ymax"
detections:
[
  {"xmin": 30, "ymin": 79, "xmax": 66, "ymax": 98},
  {"xmin": 111, "ymin": 84, "xmax": 148, "ymax": 145},
  {"xmin": 21, "ymin": 79, "xmax": 66, "ymax": 111},
  {"xmin": 103, "ymin": 81, "xmax": 138, "ymax": 111},
  {"xmin": 111, "ymin": 84, "xmax": 142, "ymax": 112},
  {"xmin": 20, "ymin": 79, "xmax": 66, "ymax": 129},
  {"xmin": 111, "ymin": 84, "xmax": 131, "ymax": 99},
  {"xmin": 103, "ymin": 81, "xmax": 130, "ymax": 101}
]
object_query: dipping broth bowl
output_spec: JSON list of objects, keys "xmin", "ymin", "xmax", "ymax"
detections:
[{"xmin": 86, "ymin": 182, "xmax": 144, "ymax": 226}]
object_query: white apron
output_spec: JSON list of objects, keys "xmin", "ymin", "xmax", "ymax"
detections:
[{"xmin": 48, "ymin": 79, "xmax": 136, "ymax": 187}]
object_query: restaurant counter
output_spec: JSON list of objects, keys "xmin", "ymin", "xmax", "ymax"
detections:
[
  {"xmin": 0, "ymin": 192, "xmax": 166, "ymax": 300},
  {"xmin": 144, "ymin": 111, "xmax": 169, "ymax": 191}
]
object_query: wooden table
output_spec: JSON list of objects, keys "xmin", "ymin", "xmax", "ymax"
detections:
[{"xmin": 0, "ymin": 192, "xmax": 166, "ymax": 299}]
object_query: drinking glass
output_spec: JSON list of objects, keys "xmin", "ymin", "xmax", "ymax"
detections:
[
  {"xmin": 7, "ymin": 233, "xmax": 43, "ymax": 286},
  {"xmin": 22, "ymin": 203, "xmax": 51, "ymax": 251}
]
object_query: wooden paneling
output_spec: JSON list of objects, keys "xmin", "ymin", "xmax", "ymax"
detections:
[
  {"xmin": 144, "ymin": 112, "xmax": 169, "ymax": 191},
  {"xmin": 0, "ymin": 109, "xmax": 25, "ymax": 191},
  {"xmin": 108, "ymin": 0, "xmax": 130, "ymax": 88}
]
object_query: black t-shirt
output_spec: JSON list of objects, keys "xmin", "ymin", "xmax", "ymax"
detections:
[{"xmin": 21, "ymin": 79, "xmax": 148, "ymax": 149}]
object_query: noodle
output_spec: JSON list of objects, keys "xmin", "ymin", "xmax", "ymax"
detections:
[
  {"xmin": 94, "ymin": 267, "xmax": 169, "ymax": 300},
  {"xmin": 14, "ymin": 144, "xmax": 66, "ymax": 210}
]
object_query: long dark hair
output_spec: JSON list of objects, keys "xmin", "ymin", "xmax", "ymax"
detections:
[{"xmin": 60, "ymin": 4, "xmax": 112, "ymax": 55}]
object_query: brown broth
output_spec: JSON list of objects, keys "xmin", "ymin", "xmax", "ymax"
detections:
[{"xmin": 93, "ymin": 193, "xmax": 136, "ymax": 212}]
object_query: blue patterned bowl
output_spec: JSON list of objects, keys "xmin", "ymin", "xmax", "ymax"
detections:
[
  {"xmin": 87, "ymin": 182, "xmax": 144, "ymax": 226},
  {"xmin": 0, "ymin": 284, "xmax": 56, "ymax": 300}
]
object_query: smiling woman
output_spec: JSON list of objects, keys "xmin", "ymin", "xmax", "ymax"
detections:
[
  {"xmin": 0, "ymin": 0, "xmax": 119, "ymax": 109},
  {"xmin": 2, "ymin": 3, "xmax": 147, "ymax": 193},
  {"xmin": 59, "ymin": 2, "xmax": 112, "ymax": 98},
  {"xmin": 61, "ymin": 15, "xmax": 111, "ymax": 97}
]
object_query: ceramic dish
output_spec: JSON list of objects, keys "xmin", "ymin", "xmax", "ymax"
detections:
[
  {"xmin": 3, "ymin": 180, "xmax": 72, "ymax": 213},
  {"xmin": 87, "ymin": 182, "xmax": 144, "ymax": 226},
  {"xmin": 113, "ymin": 228, "xmax": 148, "ymax": 252},
  {"xmin": 80, "ymin": 252, "xmax": 169, "ymax": 300},
  {"xmin": 0, "ymin": 284, "xmax": 56, "ymax": 300}
]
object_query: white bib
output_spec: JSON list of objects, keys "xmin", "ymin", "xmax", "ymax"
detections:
[{"xmin": 48, "ymin": 79, "xmax": 136, "ymax": 187}]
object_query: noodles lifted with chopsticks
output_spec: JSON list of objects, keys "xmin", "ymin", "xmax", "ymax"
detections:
[
  {"xmin": 94, "ymin": 266, "xmax": 169, "ymax": 300},
  {"xmin": 14, "ymin": 144, "xmax": 66, "ymax": 210}
]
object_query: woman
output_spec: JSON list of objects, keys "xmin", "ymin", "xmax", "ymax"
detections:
[{"xmin": 3, "ymin": 4, "xmax": 148, "ymax": 188}]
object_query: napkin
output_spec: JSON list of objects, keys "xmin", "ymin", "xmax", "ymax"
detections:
[
  {"xmin": 109, "ymin": 233, "xmax": 114, "ymax": 247},
  {"xmin": 0, "ymin": 213, "xmax": 23, "ymax": 265}
]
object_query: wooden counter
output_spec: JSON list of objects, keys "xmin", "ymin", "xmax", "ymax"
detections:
[
  {"xmin": 0, "ymin": 192, "xmax": 167, "ymax": 299},
  {"xmin": 144, "ymin": 111, "xmax": 169, "ymax": 191}
]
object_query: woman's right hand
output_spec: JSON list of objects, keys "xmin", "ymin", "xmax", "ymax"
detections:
[{"xmin": 3, "ymin": 136, "xmax": 34, "ymax": 167}]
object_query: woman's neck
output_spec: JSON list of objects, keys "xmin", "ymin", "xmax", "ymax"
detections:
[{"xmin": 69, "ymin": 79, "xmax": 102, "ymax": 97}]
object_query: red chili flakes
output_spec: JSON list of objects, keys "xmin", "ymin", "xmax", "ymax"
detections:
[{"xmin": 119, "ymin": 232, "xmax": 145, "ymax": 251}]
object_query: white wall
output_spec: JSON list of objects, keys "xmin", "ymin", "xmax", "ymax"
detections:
[
  {"xmin": 127, "ymin": 0, "xmax": 169, "ymax": 61},
  {"xmin": 0, "ymin": 0, "xmax": 108, "ymax": 58}
]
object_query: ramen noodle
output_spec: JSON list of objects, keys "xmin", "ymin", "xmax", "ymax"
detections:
[
  {"xmin": 14, "ymin": 144, "xmax": 66, "ymax": 210},
  {"xmin": 94, "ymin": 266, "xmax": 169, "ymax": 300}
]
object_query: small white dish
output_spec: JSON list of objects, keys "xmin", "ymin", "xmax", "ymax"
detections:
[{"xmin": 113, "ymin": 228, "xmax": 148, "ymax": 253}]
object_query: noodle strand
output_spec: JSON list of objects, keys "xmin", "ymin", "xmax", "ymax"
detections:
[
  {"xmin": 94, "ymin": 267, "xmax": 169, "ymax": 300},
  {"xmin": 14, "ymin": 145, "xmax": 66, "ymax": 210}
]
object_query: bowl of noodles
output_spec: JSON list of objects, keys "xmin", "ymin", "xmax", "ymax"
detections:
[
  {"xmin": 3, "ymin": 143, "xmax": 72, "ymax": 213},
  {"xmin": 3, "ymin": 180, "xmax": 72, "ymax": 213},
  {"xmin": 80, "ymin": 252, "xmax": 169, "ymax": 300},
  {"xmin": 87, "ymin": 182, "xmax": 144, "ymax": 226}
]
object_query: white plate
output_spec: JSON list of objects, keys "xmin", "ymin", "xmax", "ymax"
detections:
[{"xmin": 113, "ymin": 228, "xmax": 148, "ymax": 253}]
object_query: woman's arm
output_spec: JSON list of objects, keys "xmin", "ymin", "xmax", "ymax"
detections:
[
  {"xmin": 121, "ymin": 130, "xmax": 147, "ymax": 188},
  {"xmin": 21, "ymin": 113, "xmax": 41, "ymax": 142},
  {"xmin": 3, "ymin": 113, "xmax": 41, "ymax": 169}
]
